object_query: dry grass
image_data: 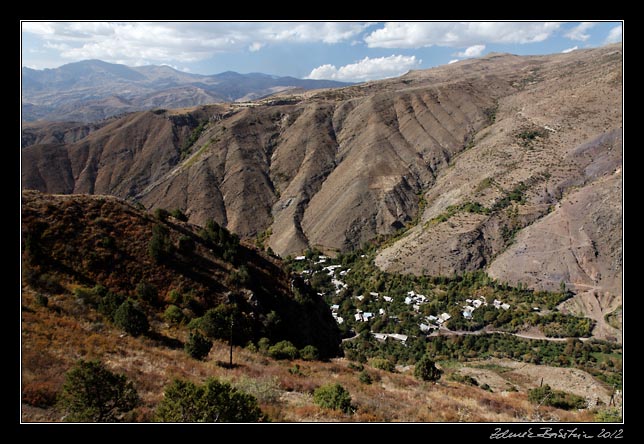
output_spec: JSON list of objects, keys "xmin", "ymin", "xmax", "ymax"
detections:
[{"xmin": 22, "ymin": 287, "xmax": 599, "ymax": 423}]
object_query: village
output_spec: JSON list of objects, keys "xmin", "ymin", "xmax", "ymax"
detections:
[{"xmin": 294, "ymin": 254, "xmax": 513, "ymax": 345}]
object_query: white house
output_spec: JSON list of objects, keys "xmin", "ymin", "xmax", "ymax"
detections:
[
  {"xmin": 439, "ymin": 313, "xmax": 451, "ymax": 322},
  {"xmin": 362, "ymin": 312, "xmax": 374, "ymax": 321},
  {"xmin": 373, "ymin": 332, "xmax": 408, "ymax": 343},
  {"xmin": 388, "ymin": 333, "xmax": 408, "ymax": 343},
  {"xmin": 370, "ymin": 292, "xmax": 379, "ymax": 297},
  {"xmin": 355, "ymin": 295, "xmax": 364, "ymax": 301},
  {"xmin": 354, "ymin": 313, "xmax": 363, "ymax": 322},
  {"xmin": 472, "ymin": 299, "xmax": 483, "ymax": 308},
  {"xmin": 412, "ymin": 304, "xmax": 420, "ymax": 312},
  {"xmin": 404, "ymin": 297, "xmax": 413, "ymax": 305},
  {"xmin": 501, "ymin": 303, "xmax": 510, "ymax": 310},
  {"xmin": 427, "ymin": 315, "xmax": 438, "ymax": 322},
  {"xmin": 420, "ymin": 323, "xmax": 431, "ymax": 332},
  {"xmin": 330, "ymin": 304, "xmax": 340, "ymax": 311},
  {"xmin": 383, "ymin": 296, "xmax": 393, "ymax": 302},
  {"xmin": 294, "ymin": 256, "xmax": 306, "ymax": 261},
  {"xmin": 336, "ymin": 317, "xmax": 344, "ymax": 324},
  {"xmin": 379, "ymin": 308, "xmax": 386, "ymax": 315}
]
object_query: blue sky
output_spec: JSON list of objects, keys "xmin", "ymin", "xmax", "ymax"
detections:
[{"xmin": 21, "ymin": 21, "xmax": 622, "ymax": 82}]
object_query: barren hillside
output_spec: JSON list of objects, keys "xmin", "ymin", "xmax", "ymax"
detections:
[{"xmin": 22, "ymin": 45, "xmax": 622, "ymax": 328}]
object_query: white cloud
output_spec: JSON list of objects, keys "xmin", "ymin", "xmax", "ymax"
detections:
[
  {"xmin": 364, "ymin": 22, "xmax": 561, "ymax": 48},
  {"xmin": 564, "ymin": 22, "xmax": 595, "ymax": 41},
  {"xmin": 561, "ymin": 46, "xmax": 578, "ymax": 54},
  {"xmin": 21, "ymin": 21, "xmax": 372, "ymax": 66},
  {"xmin": 456, "ymin": 44, "xmax": 485, "ymax": 57},
  {"xmin": 307, "ymin": 55, "xmax": 421, "ymax": 82},
  {"xmin": 605, "ymin": 25, "xmax": 622, "ymax": 44},
  {"xmin": 248, "ymin": 42, "xmax": 264, "ymax": 52},
  {"xmin": 448, "ymin": 59, "xmax": 459, "ymax": 64}
]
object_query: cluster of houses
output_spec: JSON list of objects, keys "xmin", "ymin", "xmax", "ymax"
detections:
[
  {"xmin": 329, "ymin": 304, "xmax": 344, "ymax": 324},
  {"xmin": 404, "ymin": 290, "xmax": 428, "ymax": 312},
  {"xmin": 461, "ymin": 296, "xmax": 510, "ymax": 319}
]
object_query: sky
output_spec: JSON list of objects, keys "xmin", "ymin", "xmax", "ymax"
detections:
[{"xmin": 21, "ymin": 21, "xmax": 623, "ymax": 82}]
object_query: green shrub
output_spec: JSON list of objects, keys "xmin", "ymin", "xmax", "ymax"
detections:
[
  {"xmin": 257, "ymin": 337, "xmax": 271, "ymax": 353},
  {"xmin": 371, "ymin": 358, "xmax": 396, "ymax": 373},
  {"xmin": 313, "ymin": 384, "xmax": 353, "ymax": 414},
  {"xmin": 113, "ymin": 300, "xmax": 149, "ymax": 336},
  {"xmin": 154, "ymin": 208, "xmax": 170, "ymax": 221},
  {"xmin": 527, "ymin": 385, "xmax": 586, "ymax": 410},
  {"xmin": 358, "ymin": 371, "xmax": 372, "ymax": 385},
  {"xmin": 184, "ymin": 332, "xmax": 212, "ymax": 360},
  {"xmin": 97, "ymin": 291, "xmax": 126, "ymax": 319},
  {"xmin": 155, "ymin": 378, "xmax": 264, "ymax": 422},
  {"xmin": 414, "ymin": 355, "xmax": 442, "ymax": 382},
  {"xmin": 300, "ymin": 345, "xmax": 320, "ymax": 361},
  {"xmin": 170, "ymin": 209, "xmax": 188, "ymax": 222},
  {"xmin": 136, "ymin": 281, "xmax": 158, "ymax": 305},
  {"xmin": 268, "ymin": 340, "xmax": 299, "ymax": 360},
  {"xmin": 449, "ymin": 372, "xmax": 478, "ymax": 386},
  {"xmin": 149, "ymin": 224, "xmax": 172, "ymax": 263},
  {"xmin": 164, "ymin": 305, "xmax": 185, "ymax": 325},
  {"xmin": 35, "ymin": 293, "xmax": 49, "ymax": 307},
  {"xmin": 58, "ymin": 360, "xmax": 139, "ymax": 422}
]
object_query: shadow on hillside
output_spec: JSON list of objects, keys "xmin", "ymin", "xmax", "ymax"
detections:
[{"xmin": 146, "ymin": 331, "xmax": 183, "ymax": 350}]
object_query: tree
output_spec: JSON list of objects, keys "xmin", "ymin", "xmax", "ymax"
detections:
[
  {"xmin": 268, "ymin": 340, "xmax": 299, "ymax": 360},
  {"xmin": 300, "ymin": 345, "xmax": 320, "ymax": 361},
  {"xmin": 414, "ymin": 354, "xmax": 442, "ymax": 382},
  {"xmin": 136, "ymin": 281, "xmax": 158, "ymax": 305},
  {"xmin": 196, "ymin": 304, "xmax": 251, "ymax": 345},
  {"xmin": 149, "ymin": 224, "xmax": 172, "ymax": 263},
  {"xmin": 58, "ymin": 360, "xmax": 139, "ymax": 422},
  {"xmin": 313, "ymin": 384, "xmax": 353, "ymax": 414},
  {"xmin": 113, "ymin": 300, "xmax": 149, "ymax": 336},
  {"xmin": 155, "ymin": 378, "xmax": 264, "ymax": 422},
  {"xmin": 185, "ymin": 332, "xmax": 212, "ymax": 360}
]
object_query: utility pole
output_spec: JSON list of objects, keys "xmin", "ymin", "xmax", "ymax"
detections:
[{"xmin": 229, "ymin": 316, "xmax": 234, "ymax": 368}]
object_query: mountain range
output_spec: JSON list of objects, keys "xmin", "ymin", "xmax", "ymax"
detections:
[
  {"xmin": 22, "ymin": 60, "xmax": 351, "ymax": 122},
  {"xmin": 22, "ymin": 44, "xmax": 623, "ymax": 341}
]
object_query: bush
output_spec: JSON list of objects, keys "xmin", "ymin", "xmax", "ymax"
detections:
[
  {"xmin": 149, "ymin": 224, "xmax": 173, "ymax": 263},
  {"xmin": 313, "ymin": 384, "xmax": 353, "ymax": 414},
  {"xmin": 184, "ymin": 332, "xmax": 212, "ymax": 360},
  {"xmin": 257, "ymin": 337, "xmax": 271, "ymax": 353},
  {"xmin": 268, "ymin": 340, "xmax": 299, "ymax": 360},
  {"xmin": 98, "ymin": 291, "xmax": 126, "ymax": 319},
  {"xmin": 170, "ymin": 209, "xmax": 188, "ymax": 222},
  {"xmin": 136, "ymin": 281, "xmax": 158, "ymax": 305},
  {"xmin": 155, "ymin": 378, "xmax": 264, "ymax": 422},
  {"xmin": 527, "ymin": 385, "xmax": 586, "ymax": 410},
  {"xmin": 300, "ymin": 345, "xmax": 320, "ymax": 361},
  {"xmin": 414, "ymin": 355, "xmax": 442, "ymax": 382},
  {"xmin": 154, "ymin": 208, "xmax": 170, "ymax": 221},
  {"xmin": 35, "ymin": 293, "xmax": 49, "ymax": 307},
  {"xmin": 58, "ymin": 360, "xmax": 139, "ymax": 422},
  {"xmin": 371, "ymin": 358, "xmax": 396, "ymax": 373},
  {"xmin": 164, "ymin": 305, "xmax": 186, "ymax": 325},
  {"xmin": 113, "ymin": 300, "xmax": 149, "ymax": 336},
  {"xmin": 358, "ymin": 371, "xmax": 372, "ymax": 385}
]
